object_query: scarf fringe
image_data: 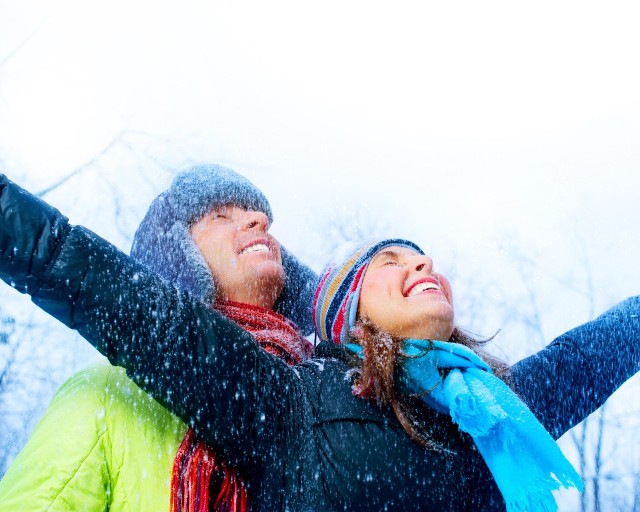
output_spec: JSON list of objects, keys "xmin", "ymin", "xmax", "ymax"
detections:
[{"xmin": 171, "ymin": 429, "xmax": 248, "ymax": 512}]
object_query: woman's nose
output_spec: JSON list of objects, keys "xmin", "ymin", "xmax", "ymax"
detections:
[
  {"xmin": 412, "ymin": 255, "xmax": 433, "ymax": 273},
  {"xmin": 240, "ymin": 210, "xmax": 269, "ymax": 231}
]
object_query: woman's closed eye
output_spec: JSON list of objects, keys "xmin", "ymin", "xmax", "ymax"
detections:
[{"xmin": 371, "ymin": 250, "xmax": 402, "ymax": 268}]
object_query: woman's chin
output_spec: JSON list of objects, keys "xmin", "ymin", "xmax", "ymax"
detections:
[{"xmin": 401, "ymin": 316, "xmax": 455, "ymax": 341}]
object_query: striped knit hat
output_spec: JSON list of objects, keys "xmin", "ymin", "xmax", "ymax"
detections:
[{"xmin": 313, "ymin": 238, "xmax": 424, "ymax": 344}]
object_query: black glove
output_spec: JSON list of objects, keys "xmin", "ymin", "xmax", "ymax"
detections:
[{"xmin": 0, "ymin": 174, "xmax": 70, "ymax": 295}]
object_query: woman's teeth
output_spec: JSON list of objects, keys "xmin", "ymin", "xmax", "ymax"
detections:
[{"xmin": 407, "ymin": 282, "xmax": 439, "ymax": 297}]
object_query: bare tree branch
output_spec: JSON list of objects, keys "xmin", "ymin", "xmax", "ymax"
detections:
[
  {"xmin": 35, "ymin": 133, "xmax": 126, "ymax": 198},
  {"xmin": 0, "ymin": 17, "xmax": 49, "ymax": 69}
]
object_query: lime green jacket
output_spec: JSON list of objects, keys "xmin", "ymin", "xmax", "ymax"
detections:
[{"xmin": 0, "ymin": 363, "xmax": 188, "ymax": 511}]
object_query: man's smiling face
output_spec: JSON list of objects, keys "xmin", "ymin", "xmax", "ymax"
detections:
[{"xmin": 190, "ymin": 204, "xmax": 284, "ymax": 309}]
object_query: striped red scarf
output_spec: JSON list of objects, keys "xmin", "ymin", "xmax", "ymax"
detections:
[{"xmin": 170, "ymin": 301, "xmax": 313, "ymax": 512}]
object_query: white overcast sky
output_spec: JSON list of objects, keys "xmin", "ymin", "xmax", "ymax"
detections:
[{"xmin": 1, "ymin": 0, "xmax": 639, "ymax": 341}]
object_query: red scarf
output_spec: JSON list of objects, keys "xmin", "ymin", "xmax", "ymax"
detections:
[{"xmin": 170, "ymin": 301, "xmax": 313, "ymax": 512}]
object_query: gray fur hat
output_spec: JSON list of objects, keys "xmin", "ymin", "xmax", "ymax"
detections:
[{"xmin": 130, "ymin": 164, "xmax": 317, "ymax": 335}]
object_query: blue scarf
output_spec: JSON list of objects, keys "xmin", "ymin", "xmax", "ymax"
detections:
[{"xmin": 345, "ymin": 339, "xmax": 583, "ymax": 512}]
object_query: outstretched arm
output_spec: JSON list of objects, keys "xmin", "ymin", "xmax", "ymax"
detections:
[
  {"xmin": 0, "ymin": 174, "xmax": 295, "ymax": 470},
  {"xmin": 510, "ymin": 296, "xmax": 640, "ymax": 439}
]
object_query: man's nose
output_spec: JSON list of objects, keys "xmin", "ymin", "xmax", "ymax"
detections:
[{"xmin": 240, "ymin": 210, "xmax": 269, "ymax": 231}]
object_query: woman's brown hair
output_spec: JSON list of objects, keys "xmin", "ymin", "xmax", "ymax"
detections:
[{"xmin": 349, "ymin": 317, "xmax": 510, "ymax": 451}]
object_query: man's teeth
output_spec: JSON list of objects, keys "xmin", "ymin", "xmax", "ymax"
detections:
[
  {"xmin": 242, "ymin": 243, "xmax": 270, "ymax": 254},
  {"xmin": 408, "ymin": 282, "xmax": 439, "ymax": 297}
]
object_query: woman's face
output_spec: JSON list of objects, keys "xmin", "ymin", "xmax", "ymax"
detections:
[{"xmin": 357, "ymin": 246, "xmax": 454, "ymax": 341}]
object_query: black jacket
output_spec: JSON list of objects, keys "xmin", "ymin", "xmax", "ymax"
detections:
[{"xmin": 2, "ymin": 175, "xmax": 640, "ymax": 511}]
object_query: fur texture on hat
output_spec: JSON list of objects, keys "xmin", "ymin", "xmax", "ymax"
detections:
[
  {"xmin": 130, "ymin": 164, "xmax": 317, "ymax": 335},
  {"xmin": 313, "ymin": 238, "xmax": 424, "ymax": 344}
]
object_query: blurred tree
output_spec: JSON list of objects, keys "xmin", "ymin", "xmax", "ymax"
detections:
[
  {"xmin": 0, "ymin": 307, "xmax": 60, "ymax": 476},
  {"xmin": 493, "ymin": 234, "xmax": 639, "ymax": 511},
  {"xmin": 0, "ymin": 23, "xmax": 179, "ymax": 468}
]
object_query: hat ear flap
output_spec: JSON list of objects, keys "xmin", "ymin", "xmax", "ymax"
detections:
[
  {"xmin": 130, "ymin": 192, "xmax": 215, "ymax": 303},
  {"xmin": 274, "ymin": 245, "xmax": 318, "ymax": 336},
  {"xmin": 170, "ymin": 221, "xmax": 216, "ymax": 303}
]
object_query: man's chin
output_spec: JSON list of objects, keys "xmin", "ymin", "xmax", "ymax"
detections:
[
  {"xmin": 253, "ymin": 258, "xmax": 284, "ymax": 273},
  {"xmin": 262, "ymin": 272, "xmax": 285, "ymax": 290}
]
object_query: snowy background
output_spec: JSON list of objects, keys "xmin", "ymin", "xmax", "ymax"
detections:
[{"xmin": 1, "ymin": 1, "xmax": 639, "ymax": 509}]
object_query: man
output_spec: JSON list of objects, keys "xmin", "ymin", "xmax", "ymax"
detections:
[{"xmin": 0, "ymin": 165, "xmax": 318, "ymax": 511}]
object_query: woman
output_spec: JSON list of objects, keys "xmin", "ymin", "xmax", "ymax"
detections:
[
  {"xmin": 1, "ymin": 174, "xmax": 639, "ymax": 511},
  {"xmin": 313, "ymin": 239, "xmax": 581, "ymax": 510}
]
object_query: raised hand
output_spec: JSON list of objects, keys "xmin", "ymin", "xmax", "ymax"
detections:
[{"xmin": 0, "ymin": 174, "xmax": 70, "ymax": 294}]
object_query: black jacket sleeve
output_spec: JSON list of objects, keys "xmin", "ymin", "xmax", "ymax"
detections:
[
  {"xmin": 0, "ymin": 174, "xmax": 296, "ymax": 470},
  {"xmin": 510, "ymin": 296, "xmax": 640, "ymax": 439}
]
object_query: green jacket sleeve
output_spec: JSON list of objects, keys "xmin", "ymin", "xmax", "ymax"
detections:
[{"xmin": 0, "ymin": 366, "xmax": 112, "ymax": 512}]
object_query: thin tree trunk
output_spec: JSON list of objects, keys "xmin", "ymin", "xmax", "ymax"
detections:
[{"xmin": 592, "ymin": 403, "xmax": 607, "ymax": 512}]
